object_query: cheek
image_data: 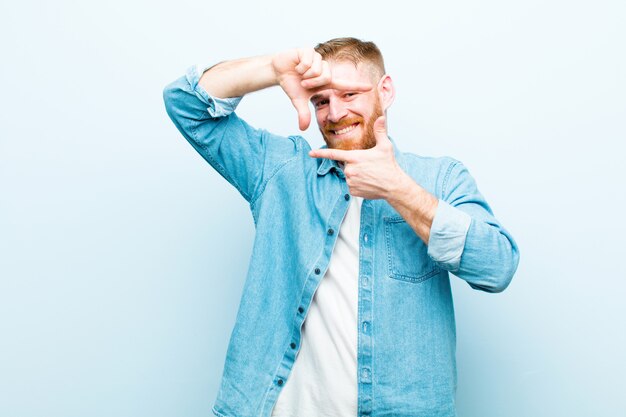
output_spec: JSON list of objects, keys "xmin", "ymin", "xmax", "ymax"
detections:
[
  {"xmin": 314, "ymin": 111, "xmax": 326, "ymax": 127},
  {"xmin": 350, "ymin": 101, "xmax": 371, "ymax": 117}
]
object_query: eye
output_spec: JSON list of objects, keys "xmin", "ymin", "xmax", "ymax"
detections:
[
  {"xmin": 344, "ymin": 92, "xmax": 357, "ymax": 99},
  {"xmin": 314, "ymin": 99, "xmax": 329, "ymax": 108}
]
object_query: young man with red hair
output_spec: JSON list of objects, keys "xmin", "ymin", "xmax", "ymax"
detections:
[{"xmin": 164, "ymin": 37, "xmax": 519, "ymax": 417}]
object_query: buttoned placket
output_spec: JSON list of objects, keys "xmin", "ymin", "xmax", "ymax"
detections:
[
  {"xmin": 358, "ymin": 198, "xmax": 374, "ymax": 417},
  {"xmin": 266, "ymin": 170, "xmax": 353, "ymax": 414}
]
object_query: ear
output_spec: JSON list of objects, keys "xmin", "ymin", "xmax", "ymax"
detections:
[{"xmin": 377, "ymin": 74, "xmax": 395, "ymax": 111}]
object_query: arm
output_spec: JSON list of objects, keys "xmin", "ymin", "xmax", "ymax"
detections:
[
  {"xmin": 198, "ymin": 55, "xmax": 277, "ymax": 99},
  {"xmin": 388, "ymin": 160, "xmax": 519, "ymax": 293},
  {"xmin": 427, "ymin": 160, "xmax": 520, "ymax": 292},
  {"xmin": 308, "ymin": 116, "xmax": 439, "ymax": 244},
  {"xmin": 308, "ymin": 119, "xmax": 519, "ymax": 292},
  {"xmin": 199, "ymin": 49, "xmax": 370, "ymax": 130},
  {"xmin": 162, "ymin": 49, "xmax": 323, "ymax": 201},
  {"xmin": 163, "ymin": 63, "xmax": 297, "ymax": 202},
  {"xmin": 385, "ymin": 172, "xmax": 439, "ymax": 244},
  {"xmin": 163, "ymin": 49, "xmax": 373, "ymax": 201}
]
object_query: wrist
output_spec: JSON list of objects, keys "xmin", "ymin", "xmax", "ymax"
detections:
[
  {"xmin": 268, "ymin": 53, "xmax": 282, "ymax": 86},
  {"xmin": 386, "ymin": 170, "xmax": 438, "ymax": 217},
  {"xmin": 384, "ymin": 167, "xmax": 412, "ymax": 203}
]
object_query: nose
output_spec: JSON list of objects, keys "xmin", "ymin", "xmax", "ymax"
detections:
[{"xmin": 327, "ymin": 98, "xmax": 348, "ymax": 123}]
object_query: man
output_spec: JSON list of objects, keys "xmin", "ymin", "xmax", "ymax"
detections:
[{"xmin": 163, "ymin": 37, "xmax": 519, "ymax": 417}]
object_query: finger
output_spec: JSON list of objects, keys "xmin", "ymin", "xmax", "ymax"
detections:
[
  {"xmin": 373, "ymin": 116, "xmax": 392, "ymax": 147},
  {"xmin": 295, "ymin": 48, "xmax": 314, "ymax": 75},
  {"xmin": 374, "ymin": 116, "xmax": 386, "ymax": 137},
  {"xmin": 308, "ymin": 148, "xmax": 358, "ymax": 163},
  {"xmin": 304, "ymin": 77, "xmax": 373, "ymax": 93},
  {"xmin": 292, "ymin": 97, "xmax": 311, "ymax": 130},
  {"xmin": 300, "ymin": 60, "xmax": 331, "ymax": 89},
  {"xmin": 328, "ymin": 78, "xmax": 374, "ymax": 92},
  {"xmin": 374, "ymin": 116, "xmax": 386, "ymax": 142},
  {"xmin": 301, "ymin": 52, "xmax": 323, "ymax": 79}
]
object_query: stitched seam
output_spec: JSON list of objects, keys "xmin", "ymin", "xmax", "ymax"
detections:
[
  {"xmin": 441, "ymin": 160, "xmax": 458, "ymax": 200},
  {"xmin": 383, "ymin": 217, "xmax": 440, "ymax": 284},
  {"xmin": 264, "ymin": 186, "xmax": 347, "ymax": 415},
  {"xmin": 189, "ymin": 116, "xmax": 251, "ymax": 201},
  {"xmin": 384, "ymin": 220, "xmax": 394, "ymax": 278},
  {"xmin": 357, "ymin": 197, "xmax": 365, "ymax": 407},
  {"xmin": 249, "ymin": 135, "xmax": 302, "ymax": 206},
  {"xmin": 389, "ymin": 268, "xmax": 440, "ymax": 283},
  {"xmin": 211, "ymin": 406, "xmax": 227, "ymax": 417}
]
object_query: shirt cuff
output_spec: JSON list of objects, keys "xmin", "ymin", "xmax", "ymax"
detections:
[
  {"xmin": 427, "ymin": 200, "xmax": 471, "ymax": 272},
  {"xmin": 184, "ymin": 64, "xmax": 243, "ymax": 118}
]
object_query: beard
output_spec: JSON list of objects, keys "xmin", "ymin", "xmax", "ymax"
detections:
[{"xmin": 319, "ymin": 99, "xmax": 383, "ymax": 151}]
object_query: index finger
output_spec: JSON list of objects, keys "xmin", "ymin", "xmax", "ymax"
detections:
[
  {"xmin": 326, "ymin": 78, "xmax": 373, "ymax": 92},
  {"xmin": 308, "ymin": 148, "xmax": 360, "ymax": 163},
  {"xmin": 302, "ymin": 77, "xmax": 373, "ymax": 93}
]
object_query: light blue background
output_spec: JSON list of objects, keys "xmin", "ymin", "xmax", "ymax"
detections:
[{"xmin": 1, "ymin": 0, "xmax": 624, "ymax": 416}]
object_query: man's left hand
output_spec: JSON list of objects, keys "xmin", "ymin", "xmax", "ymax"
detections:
[{"xmin": 308, "ymin": 116, "xmax": 405, "ymax": 200}]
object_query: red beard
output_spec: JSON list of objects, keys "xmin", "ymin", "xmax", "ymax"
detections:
[{"xmin": 320, "ymin": 100, "xmax": 383, "ymax": 151}]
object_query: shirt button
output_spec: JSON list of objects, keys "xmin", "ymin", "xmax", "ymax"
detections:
[
  {"xmin": 327, "ymin": 228, "xmax": 334, "ymax": 236},
  {"xmin": 314, "ymin": 268, "xmax": 321, "ymax": 275},
  {"xmin": 298, "ymin": 306, "xmax": 304, "ymax": 314},
  {"xmin": 364, "ymin": 234, "xmax": 369, "ymax": 243},
  {"xmin": 290, "ymin": 342, "xmax": 296, "ymax": 349},
  {"xmin": 362, "ymin": 321, "xmax": 370, "ymax": 334},
  {"xmin": 344, "ymin": 193, "xmax": 350, "ymax": 201},
  {"xmin": 277, "ymin": 379, "xmax": 284, "ymax": 386},
  {"xmin": 362, "ymin": 277, "xmax": 369, "ymax": 287}
]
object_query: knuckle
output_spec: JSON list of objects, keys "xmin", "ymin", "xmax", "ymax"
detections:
[{"xmin": 308, "ymin": 67, "xmax": 322, "ymax": 77}]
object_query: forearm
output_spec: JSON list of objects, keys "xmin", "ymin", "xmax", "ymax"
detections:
[
  {"xmin": 427, "ymin": 160, "xmax": 518, "ymax": 292},
  {"xmin": 385, "ymin": 171, "xmax": 439, "ymax": 244},
  {"xmin": 386, "ymin": 169, "xmax": 518, "ymax": 293},
  {"xmin": 199, "ymin": 54, "xmax": 278, "ymax": 99}
]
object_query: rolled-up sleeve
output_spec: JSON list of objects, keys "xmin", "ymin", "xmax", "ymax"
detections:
[
  {"xmin": 186, "ymin": 65, "xmax": 243, "ymax": 117},
  {"xmin": 163, "ymin": 65, "xmax": 299, "ymax": 202},
  {"xmin": 428, "ymin": 159, "xmax": 520, "ymax": 293},
  {"xmin": 427, "ymin": 200, "xmax": 471, "ymax": 272}
]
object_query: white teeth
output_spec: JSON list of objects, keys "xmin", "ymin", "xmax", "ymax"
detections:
[{"xmin": 334, "ymin": 124, "xmax": 357, "ymax": 135}]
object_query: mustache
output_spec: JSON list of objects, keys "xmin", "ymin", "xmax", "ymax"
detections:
[{"xmin": 324, "ymin": 117, "xmax": 362, "ymax": 132}]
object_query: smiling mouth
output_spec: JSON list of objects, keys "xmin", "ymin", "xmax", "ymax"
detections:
[{"xmin": 331, "ymin": 123, "xmax": 359, "ymax": 136}]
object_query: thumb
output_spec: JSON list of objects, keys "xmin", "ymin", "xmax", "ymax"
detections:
[
  {"xmin": 292, "ymin": 98, "xmax": 311, "ymax": 131},
  {"xmin": 374, "ymin": 116, "xmax": 388, "ymax": 143}
]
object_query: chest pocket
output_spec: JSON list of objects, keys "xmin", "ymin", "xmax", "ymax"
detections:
[{"xmin": 384, "ymin": 216, "xmax": 441, "ymax": 283}]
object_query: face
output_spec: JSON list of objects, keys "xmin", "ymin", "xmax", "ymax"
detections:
[{"xmin": 311, "ymin": 61, "xmax": 384, "ymax": 151}]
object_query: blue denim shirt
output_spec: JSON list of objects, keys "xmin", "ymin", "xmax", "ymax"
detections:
[{"xmin": 163, "ymin": 65, "xmax": 520, "ymax": 417}]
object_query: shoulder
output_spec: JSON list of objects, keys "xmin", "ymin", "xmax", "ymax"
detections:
[
  {"xmin": 400, "ymin": 152, "xmax": 459, "ymax": 167},
  {"xmin": 398, "ymin": 151, "xmax": 462, "ymax": 177},
  {"xmin": 258, "ymin": 133, "xmax": 317, "ymax": 173},
  {"xmin": 287, "ymin": 134, "xmax": 313, "ymax": 152},
  {"xmin": 397, "ymin": 151, "xmax": 465, "ymax": 198}
]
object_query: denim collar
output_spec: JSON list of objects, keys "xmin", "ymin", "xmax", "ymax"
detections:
[{"xmin": 316, "ymin": 154, "xmax": 343, "ymax": 177}]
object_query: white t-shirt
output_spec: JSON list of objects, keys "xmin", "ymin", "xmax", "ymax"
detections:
[{"xmin": 271, "ymin": 195, "xmax": 362, "ymax": 417}]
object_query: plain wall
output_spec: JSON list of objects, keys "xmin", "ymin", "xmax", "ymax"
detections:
[{"xmin": 1, "ymin": 0, "xmax": 624, "ymax": 416}]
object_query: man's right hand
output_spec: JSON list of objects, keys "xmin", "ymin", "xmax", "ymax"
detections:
[
  {"xmin": 199, "ymin": 48, "xmax": 373, "ymax": 131},
  {"xmin": 271, "ymin": 48, "xmax": 372, "ymax": 131}
]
